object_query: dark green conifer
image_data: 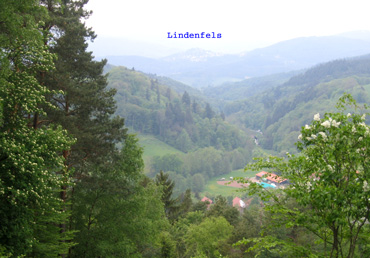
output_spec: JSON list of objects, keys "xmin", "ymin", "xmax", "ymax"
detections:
[
  {"xmin": 181, "ymin": 91, "xmax": 191, "ymax": 106},
  {"xmin": 155, "ymin": 170, "xmax": 178, "ymax": 219},
  {"xmin": 39, "ymin": 0, "xmax": 127, "ymax": 255}
]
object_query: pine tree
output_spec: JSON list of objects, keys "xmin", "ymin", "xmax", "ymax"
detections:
[
  {"xmin": 166, "ymin": 88, "xmax": 172, "ymax": 100},
  {"xmin": 205, "ymin": 103, "xmax": 215, "ymax": 119},
  {"xmin": 39, "ymin": 0, "xmax": 127, "ymax": 254},
  {"xmin": 181, "ymin": 91, "xmax": 191, "ymax": 106},
  {"xmin": 155, "ymin": 171, "xmax": 178, "ymax": 219},
  {"xmin": 157, "ymin": 85, "xmax": 161, "ymax": 103},
  {"xmin": 178, "ymin": 189, "xmax": 193, "ymax": 217},
  {"xmin": 42, "ymin": 0, "xmax": 126, "ymax": 168}
]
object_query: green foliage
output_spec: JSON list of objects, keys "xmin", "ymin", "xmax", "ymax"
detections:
[
  {"xmin": 151, "ymin": 147, "xmax": 253, "ymax": 195},
  {"xmin": 0, "ymin": 0, "xmax": 75, "ymax": 255},
  {"xmin": 42, "ymin": 1, "xmax": 126, "ymax": 169},
  {"xmin": 225, "ymin": 57, "xmax": 370, "ymax": 154},
  {"xmin": 230, "ymin": 204, "xmax": 265, "ymax": 257},
  {"xmin": 39, "ymin": 1, "xmax": 129, "ymax": 256},
  {"xmin": 159, "ymin": 231, "xmax": 177, "ymax": 258},
  {"xmin": 108, "ymin": 66, "xmax": 257, "ymax": 196},
  {"xmin": 240, "ymin": 94, "xmax": 370, "ymax": 257},
  {"xmin": 152, "ymin": 154, "xmax": 184, "ymax": 174},
  {"xmin": 177, "ymin": 189, "xmax": 193, "ymax": 217},
  {"xmin": 203, "ymin": 71, "xmax": 297, "ymax": 102},
  {"xmin": 109, "ymin": 66, "xmax": 252, "ymax": 153},
  {"xmin": 155, "ymin": 171, "xmax": 179, "ymax": 220},
  {"xmin": 184, "ymin": 216, "xmax": 233, "ymax": 258},
  {"xmin": 70, "ymin": 135, "xmax": 167, "ymax": 257},
  {"xmin": 206, "ymin": 196, "xmax": 240, "ymax": 226}
]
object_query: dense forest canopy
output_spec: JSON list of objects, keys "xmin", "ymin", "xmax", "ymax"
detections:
[
  {"xmin": 108, "ymin": 66, "xmax": 255, "ymax": 194},
  {"xmin": 224, "ymin": 57, "xmax": 370, "ymax": 154},
  {"xmin": 2, "ymin": 0, "xmax": 370, "ymax": 257}
]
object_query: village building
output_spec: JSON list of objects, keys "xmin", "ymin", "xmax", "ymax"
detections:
[
  {"xmin": 201, "ymin": 196, "xmax": 213, "ymax": 209},
  {"xmin": 232, "ymin": 197, "xmax": 241, "ymax": 207},
  {"xmin": 255, "ymin": 171, "xmax": 289, "ymax": 186},
  {"xmin": 232, "ymin": 197, "xmax": 246, "ymax": 213}
]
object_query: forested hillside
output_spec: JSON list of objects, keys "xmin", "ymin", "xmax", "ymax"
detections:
[
  {"xmin": 107, "ymin": 66, "xmax": 255, "ymax": 194},
  {"xmin": 3, "ymin": 1, "xmax": 370, "ymax": 257},
  {"xmin": 202, "ymin": 70, "xmax": 301, "ymax": 109},
  {"xmin": 104, "ymin": 36, "xmax": 370, "ymax": 88},
  {"xmin": 224, "ymin": 56, "xmax": 370, "ymax": 153}
]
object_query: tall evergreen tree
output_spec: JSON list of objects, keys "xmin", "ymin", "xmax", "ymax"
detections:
[
  {"xmin": 41, "ymin": 0, "xmax": 126, "ymax": 170},
  {"xmin": 155, "ymin": 171, "xmax": 178, "ymax": 219},
  {"xmin": 39, "ymin": 0, "xmax": 127, "ymax": 254},
  {"xmin": 181, "ymin": 91, "xmax": 191, "ymax": 106},
  {"xmin": 205, "ymin": 103, "xmax": 215, "ymax": 119},
  {"xmin": 157, "ymin": 85, "xmax": 161, "ymax": 103},
  {"xmin": 178, "ymin": 189, "xmax": 193, "ymax": 217}
]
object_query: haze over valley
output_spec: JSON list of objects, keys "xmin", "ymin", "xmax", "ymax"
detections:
[
  {"xmin": 95, "ymin": 31, "xmax": 370, "ymax": 88},
  {"xmin": 4, "ymin": 0, "xmax": 370, "ymax": 257}
]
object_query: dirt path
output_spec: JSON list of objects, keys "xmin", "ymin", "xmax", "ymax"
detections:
[{"xmin": 216, "ymin": 180, "xmax": 250, "ymax": 188}]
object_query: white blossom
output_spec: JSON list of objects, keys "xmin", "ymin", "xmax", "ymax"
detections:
[
  {"xmin": 318, "ymin": 132, "xmax": 327, "ymax": 141},
  {"xmin": 359, "ymin": 137, "xmax": 363, "ymax": 142},
  {"xmin": 347, "ymin": 113, "xmax": 351, "ymax": 117},
  {"xmin": 321, "ymin": 120, "xmax": 331, "ymax": 128},
  {"xmin": 311, "ymin": 134, "xmax": 317, "ymax": 139},
  {"xmin": 327, "ymin": 165, "xmax": 334, "ymax": 172},
  {"xmin": 305, "ymin": 124, "xmax": 311, "ymax": 130},
  {"xmin": 298, "ymin": 134, "xmax": 302, "ymax": 140},
  {"xmin": 314, "ymin": 113, "xmax": 320, "ymax": 121},
  {"xmin": 362, "ymin": 114, "xmax": 366, "ymax": 121},
  {"xmin": 364, "ymin": 181, "xmax": 369, "ymax": 191},
  {"xmin": 352, "ymin": 126, "xmax": 357, "ymax": 133},
  {"xmin": 306, "ymin": 181, "xmax": 312, "ymax": 191},
  {"xmin": 365, "ymin": 127, "xmax": 370, "ymax": 137},
  {"xmin": 332, "ymin": 120, "xmax": 341, "ymax": 128}
]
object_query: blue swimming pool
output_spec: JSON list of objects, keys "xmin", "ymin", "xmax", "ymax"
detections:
[{"xmin": 259, "ymin": 182, "xmax": 276, "ymax": 188}]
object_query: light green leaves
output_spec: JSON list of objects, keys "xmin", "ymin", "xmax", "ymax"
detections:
[{"xmin": 242, "ymin": 94, "xmax": 370, "ymax": 257}]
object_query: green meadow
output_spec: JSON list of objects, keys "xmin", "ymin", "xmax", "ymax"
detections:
[
  {"xmin": 136, "ymin": 133, "xmax": 261, "ymax": 196},
  {"xmin": 201, "ymin": 169, "xmax": 258, "ymax": 197},
  {"xmin": 136, "ymin": 134, "xmax": 184, "ymax": 173}
]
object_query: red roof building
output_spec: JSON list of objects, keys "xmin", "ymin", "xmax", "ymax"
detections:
[
  {"xmin": 256, "ymin": 171, "xmax": 288, "ymax": 185},
  {"xmin": 232, "ymin": 197, "xmax": 241, "ymax": 207},
  {"xmin": 201, "ymin": 197, "xmax": 213, "ymax": 204},
  {"xmin": 201, "ymin": 196, "xmax": 213, "ymax": 209}
]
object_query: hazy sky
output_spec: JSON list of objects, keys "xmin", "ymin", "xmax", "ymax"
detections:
[{"xmin": 85, "ymin": 0, "xmax": 370, "ymax": 55}]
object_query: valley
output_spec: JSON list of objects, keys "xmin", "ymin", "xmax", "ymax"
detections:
[
  {"xmin": 105, "ymin": 47, "xmax": 370, "ymax": 196},
  {"xmin": 3, "ymin": 1, "xmax": 370, "ymax": 255}
]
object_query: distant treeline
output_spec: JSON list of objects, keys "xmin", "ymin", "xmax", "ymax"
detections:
[
  {"xmin": 108, "ymin": 66, "xmax": 255, "ymax": 192},
  {"xmin": 223, "ymin": 57, "xmax": 370, "ymax": 154}
]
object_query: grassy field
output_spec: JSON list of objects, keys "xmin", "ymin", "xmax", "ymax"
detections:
[
  {"xmin": 201, "ymin": 169, "xmax": 258, "ymax": 197},
  {"xmin": 135, "ymin": 134, "xmax": 261, "ymax": 197},
  {"xmin": 136, "ymin": 134, "xmax": 184, "ymax": 173}
]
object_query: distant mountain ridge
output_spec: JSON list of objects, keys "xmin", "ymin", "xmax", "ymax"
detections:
[
  {"xmin": 161, "ymin": 48, "xmax": 224, "ymax": 62},
  {"xmin": 102, "ymin": 33, "xmax": 370, "ymax": 88},
  {"xmin": 223, "ymin": 55, "xmax": 370, "ymax": 154}
]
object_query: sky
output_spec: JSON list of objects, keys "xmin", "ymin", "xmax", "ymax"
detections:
[{"xmin": 85, "ymin": 0, "xmax": 370, "ymax": 57}]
